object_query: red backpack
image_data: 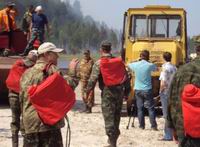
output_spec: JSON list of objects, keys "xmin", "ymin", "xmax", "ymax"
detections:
[
  {"xmin": 181, "ymin": 84, "xmax": 200, "ymax": 138},
  {"xmin": 100, "ymin": 57, "xmax": 126, "ymax": 86},
  {"xmin": 6, "ymin": 59, "xmax": 27, "ymax": 93},
  {"xmin": 28, "ymin": 70, "xmax": 76, "ymax": 125}
]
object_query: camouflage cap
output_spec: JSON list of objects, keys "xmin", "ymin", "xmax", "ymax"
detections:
[
  {"xmin": 196, "ymin": 46, "xmax": 200, "ymax": 52},
  {"xmin": 101, "ymin": 40, "xmax": 112, "ymax": 51},
  {"xmin": 192, "ymin": 35, "xmax": 200, "ymax": 45},
  {"xmin": 192, "ymin": 35, "xmax": 200, "ymax": 52},
  {"xmin": 83, "ymin": 49, "xmax": 90, "ymax": 54},
  {"xmin": 28, "ymin": 50, "xmax": 38, "ymax": 57}
]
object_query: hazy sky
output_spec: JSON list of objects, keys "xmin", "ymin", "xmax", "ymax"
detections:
[{"xmin": 70, "ymin": 0, "xmax": 200, "ymax": 36}]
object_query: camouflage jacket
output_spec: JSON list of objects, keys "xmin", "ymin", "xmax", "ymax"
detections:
[
  {"xmin": 86, "ymin": 53, "xmax": 130, "ymax": 95},
  {"xmin": 78, "ymin": 58, "xmax": 94, "ymax": 82},
  {"xmin": 22, "ymin": 11, "xmax": 32, "ymax": 32},
  {"xmin": 167, "ymin": 57, "xmax": 200, "ymax": 138},
  {"xmin": 20, "ymin": 59, "xmax": 79, "ymax": 134}
]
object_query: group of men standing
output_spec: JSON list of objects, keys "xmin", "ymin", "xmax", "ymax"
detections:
[
  {"xmin": 127, "ymin": 47, "xmax": 200, "ymax": 147},
  {"xmin": 20, "ymin": 5, "xmax": 49, "ymax": 56},
  {"xmin": 6, "ymin": 40, "xmax": 130, "ymax": 147},
  {"xmin": 7, "ymin": 41, "xmax": 200, "ymax": 147},
  {"xmin": 0, "ymin": 2, "xmax": 49, "ymax": 55},
  {"xmin": 4, "ymin": 2, "xmax": 200, "ymax": 147}
]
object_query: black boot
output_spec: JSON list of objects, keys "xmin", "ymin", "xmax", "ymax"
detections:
[
  {"xmin": 86, "ymin": 106, "xmax": 92, "ymax": 113},
  {"xmin": 109, "ymin": 137, "xmax": 117, "ymax": 147},
  {"xmin": 82, "ymin": 105, "xmax": 88, "ymax": 113},
  {"xmin": 12, "ymin": 133, "xmax": 18, "ymax": 147},
  {"xmin": 104, "ymin": 137, "xmax": 117, "ymax": 147}
]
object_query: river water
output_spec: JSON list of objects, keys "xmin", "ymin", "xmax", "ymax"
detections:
[{"xmin": 58, "ymin": 60, "xmax": 69, "ymax": 69}]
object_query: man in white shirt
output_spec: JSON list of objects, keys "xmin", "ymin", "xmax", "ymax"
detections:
[{"xmin": 159, "ymin": 52, "xmax": 177, "ymax": 141}]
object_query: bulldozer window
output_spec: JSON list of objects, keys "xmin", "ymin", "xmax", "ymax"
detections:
[
  {"xmin": 131, "ymin": 15, "xmax": 147, "ymax": 38},
  {"xmin": 149, "ymin": 15, "xmax": 181, "ymax": 38},
  {"xmin": 150, "ymin": 17, "xmax": 167, "ymax": 38}
]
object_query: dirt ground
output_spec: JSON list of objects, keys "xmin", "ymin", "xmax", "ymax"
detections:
[{"xmin": 0, "ymin": 85, "xmax": 178, "ymax": 147}]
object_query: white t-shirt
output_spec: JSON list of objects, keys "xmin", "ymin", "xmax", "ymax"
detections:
[{"xmin": 159, "ymin": 62, "xmax": 177, "ymax": 94}]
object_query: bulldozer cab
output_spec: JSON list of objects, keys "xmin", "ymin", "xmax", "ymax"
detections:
[
  {"xmin": 122, "ymin": 5, "xmax": 187, "ymax": 66},
  {"xmin": 121, "ymin": 5, "xmax": 188, "ymax": 109}
]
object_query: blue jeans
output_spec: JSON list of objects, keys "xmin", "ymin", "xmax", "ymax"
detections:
[
  {"xmin": 135, "ymin": 89, "xmax": 157, "ymax": 128},
  {"xmin": 160, "ymin": 91, "xmax": 173, "ymax": 140}
]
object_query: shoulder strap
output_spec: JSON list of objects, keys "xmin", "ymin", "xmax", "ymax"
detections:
[{"xmin": 42, "ymin": 63, "xmax": 54, "ymax": 78}]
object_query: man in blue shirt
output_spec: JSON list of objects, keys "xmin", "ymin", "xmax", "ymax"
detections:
[
  {"xmin": 128, "ymin": 50, "xmax": 158, "ymax": 130},
  {"xmin": 21, "ymin": 5, "xmax": 49, "ymax": 56}
]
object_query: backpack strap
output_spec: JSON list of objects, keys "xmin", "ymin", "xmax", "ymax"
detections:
[{"xmin": 42, "ymin": 63, "xmax": 54, "ymax": 78}]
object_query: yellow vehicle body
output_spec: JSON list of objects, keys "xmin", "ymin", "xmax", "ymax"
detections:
[{"xmin": 121, "ymin": 5, "xmax": 188, "ymax": 110}]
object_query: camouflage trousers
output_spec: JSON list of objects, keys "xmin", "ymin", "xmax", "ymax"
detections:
[
  {"xmin": 179, "ymin": 136, "xmax": 200, "ymax": 147},
  {"xmin": 23, "ymin": 28, "xmax": 44, "ymax": 54},
  {"xmin": 9, "ymin": 91, "xmax": 21, "ymax": 135},
  {"xmin": 81, "ymin": 81, "xmax": 94, "ymax": 107},
  {"xmin": 23, "ymin": 129, "xmax": 63, "ymax": 147},
  {"xmin": 101, "ymin": 85, "xmax": 124, "ymax": 140}
]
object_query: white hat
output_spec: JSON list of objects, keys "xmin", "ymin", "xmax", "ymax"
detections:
[
  {"xmin": 28, "ymin": 50, "xmax": 38, "ymax": 56},
  {"xmin": 35, "ymin": 5, "xmax": 42, "ymax": 12},
  {"xmin": 38, "ymin": 42, "xmax": 64, "ymax": 55}
]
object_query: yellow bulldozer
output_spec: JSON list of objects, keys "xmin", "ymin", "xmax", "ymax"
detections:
[{"xmin": 121, "ymin": 5, "xmax": 188, "ymax": 111}]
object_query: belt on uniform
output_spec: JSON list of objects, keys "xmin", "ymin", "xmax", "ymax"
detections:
[{"xmin": 32, "ymin": 28, "xmax": 44, "ymax": 31}]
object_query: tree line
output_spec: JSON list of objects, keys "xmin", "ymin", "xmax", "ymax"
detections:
[{"xmin": 0, "ymin": 0, "xmax": 119, "ymax": 54}]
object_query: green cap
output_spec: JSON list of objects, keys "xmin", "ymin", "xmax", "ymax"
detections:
[
  {"xmin": 83, "ymin": 49, "xmax": 90, "ymax": 54},
  {"xmin": 101, "ymin": 40, "xmax": 112, "ymax": 51}
]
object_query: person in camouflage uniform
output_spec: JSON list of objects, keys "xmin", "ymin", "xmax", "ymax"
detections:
[
  {"xmin": 21, "ymin": 5, "xmax": 34, "ymax": 41},
  {"xmin": 8, "ymin": 50, "xmax": 38, "ymax": 147},
  {"xmin": 167, "ymin": 43, "xmax": 200, "ymax": 147},
  {"xmin": 20, "ymin": 42, "xmax": 79, "ymax": 147},
  {"xmin": 79, "ymin": 49, "xmax": 94, "ymax": 113},
  {"xmin": 86, "ymin": 41, "xmax": 130, "ymax": 147}
]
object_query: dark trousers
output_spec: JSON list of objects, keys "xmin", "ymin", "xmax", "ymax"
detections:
[
  {"xmin": 179, "ymin": 136, "xmax": 200, "ymax": 147},
  {"xmin": 101, "ymin": 86, "xmax": 123, "ymax": 141},
  {"xmin": 9, "ymin": 94, "xmax": 21, "ymax": 134},
  {"xmin": 23, "ymin": 28, "xmax": 44, "ymax": 54},
  {"xmin": 23, "ymin": 129, "xmax": 63, "ymax": 147},
  {"xmin": 135, "ymin": 89, "xmax": 157, "ymax": 128},
  {"xmin": 9, "ymin": 92, "xmax": 21, "ymax": 147}
]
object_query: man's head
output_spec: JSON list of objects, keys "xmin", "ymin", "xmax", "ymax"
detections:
[
  {"xmin": 140, "ymin": 50, "xmax": 150, "ymax": 61},
  {"xmin": 35, "ymin": 5, "xmax": 43, "ymax": 14},
  {"xmin": 27, "ymin": 50, "xmax": 38, "ymax": 63},
  {"xmin": 28, "ymin": 5, "xmax": 34, "ymax": 13},
  {"xmin": 163, "ymin": 52, "xmax": 172, "ymax": 62},
  {"xmin": 83, "ymin": 49, "xmax": 90, "ymax": 60},
  {"xmin": 6, "ymin": 2, "xmax": 15, "ymax": 10},
  {"xmin": 195, "ymin": 45, "xmax": 200, "ymax": 56},
  {"xmin": 37, "ymin": 42, "xmax": 64, "ymax": 65},
  {"xmin": 100, "ymin": 40, "xmax": 112, "ymax": 54}
]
